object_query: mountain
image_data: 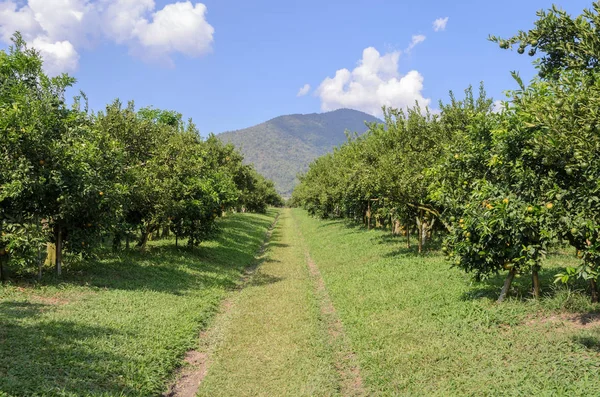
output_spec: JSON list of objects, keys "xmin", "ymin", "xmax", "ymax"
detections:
[{"xmin": 218, "ymin": 108, "xmax": 381, "ymax": 197}]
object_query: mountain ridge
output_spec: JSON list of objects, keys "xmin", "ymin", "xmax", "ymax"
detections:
[{"xmin": 218, "ymin": 108, "xmax": 381, "ymax": 197}]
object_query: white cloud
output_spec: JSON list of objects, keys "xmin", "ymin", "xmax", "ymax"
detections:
[
  {"xmin": 406, "ymin": 34, "xmax": 426, "ymax": 52},
  {"xmin": 0, "ymin": 0, "xmax": 214, "ymax": 75},
  {"xmin": 133, "ymin": 2, "xmax": 214, "ymax": 61},
  {"xmin": 433, "ymin": 17, "xmax": 449, "ymax": 32},
  {"xmin": 0, "ymin": 2, "xmax": 39, "ymax": 42},
  {"xmin": 100, "ymin": 0, "xmax": 154, "ymax": 43},
  {"xmin": 316, "ymin": 47, "xmax": 430, "ymax": 117},
  {"xmin": 32, "ymin": 37, "xmax": 79, "ymax": 75},
  {"xmin": 297, "ymin": 84, "xmax": 310, "ymax": 97}
]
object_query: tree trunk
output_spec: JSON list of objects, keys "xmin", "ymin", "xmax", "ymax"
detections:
[
  {"xmin": 55, "ymin": 224, "xmax": 63, "ymax": 277},
  {"xmin": 0, "ymin": 256, "xmax": 5, "ymax": 283},
  {"xmin": 112, "ymin": 233, "xmax": 122, "ymax": 252},
  {"xmin": 188, "ymin": 221, "xmax": 197, "ymax": 248},
  {"xmin": 498, "ymin": 268, "xmax": 517, "ymax": 303},
  {"xmin": 421, "ymin": 220, "xmax": 428, "ymax": 251},
  {"xmin": 161, "ymin": 226, "xmax": 170, "ymax": 238},
  {"xmin": 367, "ymin": 201, "xmax": 371, "ymax": 230},
  {"xmin": 37, "ymin": 242, "xmax": 42, "ymax": 281},
  {"xmin": 591, "ymin": 279, "xmax": 599, "ymax": 303},
  {"xmin": 36, "ymin": 217, "xmax": 42, "ymax": 281},
  {"xmin": 416, "ymin": 217, "xmax": 423, "ymax": 254},
  {"xmin": 138, "ymin": 232, "xmax": 150, "ymax": 249},
  {"xmin": 406, "ymin": 221, "xmax": 411, "ymax": 249},
  {"xmin": 393, "ymin": 219, "xmax": 401, "ymax": 236},
  {"xmin": 532, "ymin": 268, "xmax": 540, "ymax": 299}
]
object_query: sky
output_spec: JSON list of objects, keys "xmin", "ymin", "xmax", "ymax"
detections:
[{"xmin": 0, "ymin": 0, "xmax": 594, "ymax": 135}]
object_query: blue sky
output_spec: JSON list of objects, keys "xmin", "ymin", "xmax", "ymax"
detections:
[{"xmin": 0, "ymin": 0, "xmax": 593, "ymax": 135}]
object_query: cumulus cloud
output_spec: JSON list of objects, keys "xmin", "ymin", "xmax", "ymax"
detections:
[
  {"xmin": 433, "ymin": 17, "xmax": 449, "ymax": 32},
  {"xmin": 0, "ymin": 0, "xmax": 214, "ymax": 74},
  {"xmin": 32, "ymin": 37, "xmax": 80, "ymax": 75},
  {"xmin": 316, "ymin": 47, "xmax": 430, "ymax": 117},
  {"xmin": 297, "ymin": 84, "xmax": 311, "ymax": 97},
  {"xmin": 406, "ymin": 34, "xmax": 426, "ymax": 52}
]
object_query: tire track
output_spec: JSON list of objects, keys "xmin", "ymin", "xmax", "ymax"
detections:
[{"xmin": 295, "ymin": 217, "xmax": 365, "ymax": 397}]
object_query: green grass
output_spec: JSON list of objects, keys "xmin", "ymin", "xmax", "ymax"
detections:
[
  {"xmin": 292, "ymin": 208, "xmax": 600, "ymax": 396},
  {"xmin": 197, "ymin": 209, "xmax": 339, "ymax": 396},
  {"xmin": 0, "ymin": 210, "xmax": 277, "ymax": 397},
  {"xmin": 4, "ymin": 208, "xmax": 600, "ymax": 396}
]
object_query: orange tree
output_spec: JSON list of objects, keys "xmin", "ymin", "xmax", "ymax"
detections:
[
  {"xmin": 0, "ymin": 34, "xmax": 126, "ymax": 277},
  {"xmin": 432, "ymin": 82, "xmax": 559, "ymax": 302},
  {"xmin": 491, "ymin": 2, "xmax": 600, "ymax": 301},
  {"xmin": 436, "ymin": 2, "xmax": 600, "ymax": 302}
]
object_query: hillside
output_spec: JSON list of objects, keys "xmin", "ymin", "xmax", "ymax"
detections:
[{"xmin": 218, "ymin": 108, "xmax": 381, "ymax": 196}]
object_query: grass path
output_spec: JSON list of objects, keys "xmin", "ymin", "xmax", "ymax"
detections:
[
  {"xmin": 4, "ymin": 208, "xmax": 600, "ymax": 396},
  {"xmin": 300, "ymin": 233, "xmax": 365, "ymax": 397},
  {"xmin": 292, "ymin": 209, "xmax": 600, "ymax": 396},
  {"xmin": 197, "ymin": 208, "xmax": 358, "ymax": 396},
  {"xmin": 0, "ymin": 211, "xmax": 277, "ymax": 396}
]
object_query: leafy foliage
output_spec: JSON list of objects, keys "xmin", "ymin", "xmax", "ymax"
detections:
[
  {"xmin": 294, "ymin": 2, "xmax": 600, "ymax": 302},
  {"xmin": 0, "ymin": 34, "xmax": 281, "ymax": 279}
]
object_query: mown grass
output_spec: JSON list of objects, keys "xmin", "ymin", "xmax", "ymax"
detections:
[
  {"xmin": 197, "ymin": 208, "xmax": 339, "ymax": 397},
  {"xmin": 292, "ymin": 208, "xmax": 600, "ymax": 396},
  {"xmin": 0, "ymin": 210, "xmax": 277, "ymax": 397}
]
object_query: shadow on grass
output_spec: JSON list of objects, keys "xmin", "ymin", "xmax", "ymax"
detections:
[
  {"xmin": 574, "ymin": 335, "xmax": 600, "ymax": 352},
  {"xmin": 458, "ymin": 268, "xmax": 595, "ymax": 303},
  {"xmin": 248, "ymin": 272, "xmax": 284, "ymax": 287},
  {"xmin": 0, "ymin": 301, "xmax": 137, "ymax": 396},
  {"xmin": 269, "ymin": 243, "xmax": 290, "ymax": 248},
  {"xmin": 572, "ymin": 322, "xmax": 600, "ymax": 352},
  {"xmin": 7, "ymin": 213, "xmax": 275, "ymax": 295},
  {"xmin": 377, "ymin": 233, "xmax": 444, "ymax": 257},
  {"xmin": 308, "ymin": 213, "xmax": 596, "ymax": 306}
]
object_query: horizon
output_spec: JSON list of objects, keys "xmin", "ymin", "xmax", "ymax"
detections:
[{"xmin": 218, "ymin": 107, "xmax": 382, "ymax": 134}]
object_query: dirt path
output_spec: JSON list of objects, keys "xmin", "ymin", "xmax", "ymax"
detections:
[
  {"xmin": 167, "ymin": 208, "xmax": 364, "ymax": 396},
  {"xmin": 164, "ymin": 213, "xmax": 280, "ymax": 397}
]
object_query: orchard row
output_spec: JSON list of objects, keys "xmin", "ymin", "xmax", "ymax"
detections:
[
  {"xmin": 0, "ymin": 34, "xmax": 282, "ymax": 280},
  {"xmin": 292, "ymin": 3, "xmax": 600, "ymax": 302}
]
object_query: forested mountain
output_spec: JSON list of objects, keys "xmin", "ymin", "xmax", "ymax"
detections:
[{"xmin": 218, "ymin": 108, "xmax": 381, "ymax": 196}]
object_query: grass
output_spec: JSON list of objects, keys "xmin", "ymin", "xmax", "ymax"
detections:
[
  {"xmin": 292, "ymin": 208, "xmax": 600, "ymax": 396},
  {"xmin": 0, "ymin": 210, "xmax": 277, "ymax": 397},
  {"xmin": 197, "ymin": 208, "xmax": 339, "ymax": 396},
  {"xmin": 4, "ymin": 208, "xmax": 600, "ymax": 396}
]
